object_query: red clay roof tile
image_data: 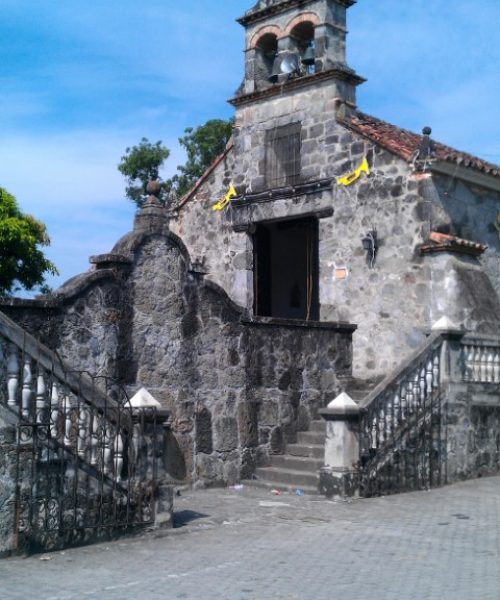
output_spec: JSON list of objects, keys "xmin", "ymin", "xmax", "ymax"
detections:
[{"xmin": 341, "ymin": 112, "xmax": 500, "ymax": 178}]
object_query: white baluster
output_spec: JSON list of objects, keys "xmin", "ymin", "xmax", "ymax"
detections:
[
  {"xmin": 22, "ymin": 357, "xmax": 33, "ymax": 419},
  {"xmin": 393, "ymin": 391, "xmax": 401, "ymax": 426},
  {"xmin": 419, "ymin": 366, "xmax": 426, "ymax": 403},
  {"xmin": 473, "ymin": 348, "xmax": 482, "ymax": 382},
  {"xmin": 494, "ymin": 351, "xmax": 500, "ymax": 383},
  {"xmin": 432, "ymin": 353, "xmax": 440, "ymax": 388},
  {"xmin": 78, "ymin": 407, "xmax": 90, "ymax": 457},
  {"xmin": 480, "ymin": 348, "xmax": 488, "ymax": 383},
  {"xmin": 385, "ymin": 396, "xmax": 392, "ymax": 437},
  {"xmin": 486, "ymin": 350, "xmax": 494, "ymax": 383},
  {"xmin": 50, "ymin": 383, "xmax": 60, "ymax": 438},
  {"xmin": 114, "ymin": 433, "xmax": 124, "ymax": 482},
  {"xmin": 7, "ymin": 344, "xmax": 19, "ymax": 409},
  {"xmin": 36, "ymin": 369, "xmax": 47, "ymax": 424},
  {"xmin": 63, "ymin": 395, "xmax": 72, "ymax": 446},
  {"xmin": 90, "ymin": 415, "xmax": 99, "ymax": 466},
  {"xmin": 425, "ymin": 358, "xmax": 434, "ymax": 395},
  {"xmin": 378, "ymin": 408, "xmax": 385, "ymax": 444},
  {"xmin": 103, "ymin": 425, "xmax": 113, "ymax": 476},
  {"xmin": 400, "ymin": 383, "xmax": 407, "ymax": 421},
  {"xmin": 371, "ymin": 421, "xmax": 377, "ymax": 449},
  {"xmin": 413, "ymin": 372, "xmax": 421, "ymax": 410},
  {"xmin": 406, "ymin": 377, "xmax": 414, "ymax": 413}
]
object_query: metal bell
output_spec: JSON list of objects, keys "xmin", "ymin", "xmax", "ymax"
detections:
[
  {"xmin": 268, "ymin": 55, "xmax": 281, "ymax": 83},
  {"xmin": 301, "ymin": 45, "xmax": 315, "ymax": 66}
]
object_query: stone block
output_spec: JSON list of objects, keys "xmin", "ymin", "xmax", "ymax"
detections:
[
  {"xmin": 195, "ymin": 408, "xmax": 213, "ymax": 455},
  {"xmin": 238, "ymin": 402, "xmax": 259, "ymax": 448},
  {"xmin": 270, "ymin": 426, "xmax": 285, "ymax": 454},
  {"xmin": 214, "ymin": 417, "xmax": 238, "ymax": 453},
  {"xmin": 319, "ymin": 467, "xmax": 360, "ymax": 499}
]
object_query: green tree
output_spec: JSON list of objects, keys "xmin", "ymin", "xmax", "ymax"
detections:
[
  {"xmin": 0, "ymin": 187, "xmax": 58, "ymax": 296},
  {"xmin": 118, "ymin": 119, "xmax": 234, "ymax": 207},
  {"xmin": 118, "ymin": 138, "xmax": 171, "ymax": 207},
  {"xmin": 170, "ymin": 118, "xmax": 234, "ymax": 197}
]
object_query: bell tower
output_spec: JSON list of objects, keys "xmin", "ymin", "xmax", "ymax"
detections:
[{"xmin": 232, "ymin": 0, "xmax": 364, "ymax": 107}]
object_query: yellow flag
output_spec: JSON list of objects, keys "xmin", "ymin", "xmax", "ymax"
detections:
[
  {"xmin": 212, "ymin": 184, "xmax": 237, "ymax": 211},
  {"xmin": 336, "ymin": 157, "xmax": 370, "ymax": 186}
]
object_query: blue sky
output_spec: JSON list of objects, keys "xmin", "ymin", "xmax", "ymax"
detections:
[{"xmin": 1, "ymin": 0, "xmax": 499, "ymax": 292}]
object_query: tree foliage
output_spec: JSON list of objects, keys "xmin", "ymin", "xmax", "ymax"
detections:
[
  {"xmin": 170, "ymin": 118, "xmax": 234, "ymax": 197},
  {"xmin": 0, "ymin": 187, "xmax": 58, "ymax": 296},
  {"xmin": 118, "ymin": 138, "xmax": 171, "ymax": 207},
  {"xmin": 118, "ymin": 119, "xmax": 233, "ymax": 207}
]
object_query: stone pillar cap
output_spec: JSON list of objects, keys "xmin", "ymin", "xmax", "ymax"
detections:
[
  {"xmin": 129, "ymin": 387, "xmax": 162, "ymax": 409},
  {"xmin": 320, "ymin": 392, "xmax": 360, "ymax": 420},
  {"xmin": 432, "ymin": 316, "xmax": 463, "ymax": 331},
  {"xmin": 327, "ymin": 392, "xmax": 358, "ymax": 411}
]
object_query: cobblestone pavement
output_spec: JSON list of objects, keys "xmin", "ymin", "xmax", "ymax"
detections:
[{"xmin": 1, "ymin": 477, "xmax": 500, "ymax": 600}]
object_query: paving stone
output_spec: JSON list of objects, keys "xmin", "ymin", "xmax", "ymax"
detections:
[{"xmin": 1, "ymin": 477, "xmax": 500, "ymax": 600}]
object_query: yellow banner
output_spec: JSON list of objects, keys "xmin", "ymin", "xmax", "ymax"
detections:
[
  {"xmin": 212, "ymin": 184, "xmax": 237, "ymax": 211},
  {"xmin": 336, "ymin": 157, "xmax": 370, "ymax": 186}
]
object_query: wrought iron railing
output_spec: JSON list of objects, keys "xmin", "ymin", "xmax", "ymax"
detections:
[
  {"xmin": 0, "ymin": 311, "xmax": 159, "ymax": 552},
  {"xmin": 358, "ymin": 333, "xmax": 446, "ymax": 497}
]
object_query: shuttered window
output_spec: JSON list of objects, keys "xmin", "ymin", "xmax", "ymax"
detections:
[{"xmin": 265, "ymin": 122, "xmax": 301, "ymax": 188}]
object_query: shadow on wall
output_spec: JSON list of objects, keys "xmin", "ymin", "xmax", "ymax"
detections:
[{"xmin": 164, "ymin": 429, "xmax": 187, "ymax": 481}]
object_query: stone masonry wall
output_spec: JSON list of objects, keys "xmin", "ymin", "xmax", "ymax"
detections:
[
  {"xmin": 446, "ymin": 382, "xmax": 500, "ymax": 482},
  {"xmin": 432, "ymin": 174, "xmax": 500, "ymax": 300},
  {"xmin": 0, "ymin": 408, "xmax": 17, "ymax": 557},
  {"xmin": 1, "ymin": 223, "xmax": 354, "ymax": 487},
  {"xmin": 1, "ymin": 274, "xmax": 126, "ymax": 380},
  {"xmin": 173, "ymin": 76, "xmax": 500, "ymax": 380},
  {"xmin": 173, "ymin": 80, "xmax": 435, "ymax": 380}
]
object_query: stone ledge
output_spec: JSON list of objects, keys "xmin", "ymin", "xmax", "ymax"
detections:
[
  {"xmin": 0, "ymin": 269, "xmax": 118, "ymax": 309},
  {"xmin": 229, "ymin": 67, "xmax": 365, "ymax": 107},
  {"xmin": 237, "ymin": 0, "xmax": 356, "ymax": 27},
  {"xmin": 232, "ymin": 178, "xmax": 333, "ymax": 206},
  {"xmin": 89, "ymin": 254, "xmax": 132, "ymax": 269},
  {"xmin": 242, "ymin": 315, "xmax": 357, "ymax": 333}
]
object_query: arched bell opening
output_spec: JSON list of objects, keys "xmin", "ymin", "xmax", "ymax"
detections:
[
  {"xmin": 255, "ymin": 33, "xmax": 279, "ymax": 83},
  {"xmin": 289, "ymin": 21, "xmax": 316, "ymax": 74}
]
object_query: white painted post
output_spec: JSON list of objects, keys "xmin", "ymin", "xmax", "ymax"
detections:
[{"xmin": 319, "ymin": 392, "xmax": 361, "ymax": 499}]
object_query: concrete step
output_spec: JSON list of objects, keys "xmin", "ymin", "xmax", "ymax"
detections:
[
  {"xmin": 255, "ymin": 467, "xmax": 319, "ymax": 488},
  {"xmin": 271, "ymin": 454, "xmax": 323, "ymax": 472},
  {"xmin": 297, "ymin": 431, "xmax": 325, "ymax": 445},
  {"xmin": 287, "ymin": 443, "xmax": 324, "ymax": 459},
  {"xmin": 308, "ymin": 420, "xmax": 327, "ymax": 433},
  {"xmin": 242, "ymin": 478, "xmax": 318, "ymax": 495}
]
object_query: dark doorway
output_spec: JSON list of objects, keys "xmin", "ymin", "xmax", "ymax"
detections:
[{"xmin": 253, "ymin": 216, "xmax": 319, "ymax": 320}]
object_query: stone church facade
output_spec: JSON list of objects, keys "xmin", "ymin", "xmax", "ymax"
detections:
[{"xmin": 2, "ymin": 0, "xmax": 500, "ymax": 490}]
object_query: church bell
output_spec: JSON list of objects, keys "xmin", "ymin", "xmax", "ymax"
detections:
[
  {"xmin": 268, "ymin": 55, "xmax": 281, "ymax": 83},
  {"xmin": 301, "ymin": 45, "xmax": 315, "ymax": 66}
]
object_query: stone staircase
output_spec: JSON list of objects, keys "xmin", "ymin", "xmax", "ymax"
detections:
[
  {"xmin": 244, "ymin": 377, "xmax": 381, "ymax": 494},
  {"xmin": 246, "ymin": 420, "xmax": 326, "ymax": 494}
]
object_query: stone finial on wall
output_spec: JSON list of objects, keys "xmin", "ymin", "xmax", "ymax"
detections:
[{"xmin": 134, "ymin": 180, "xmax": 174, "ymax": 234}]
